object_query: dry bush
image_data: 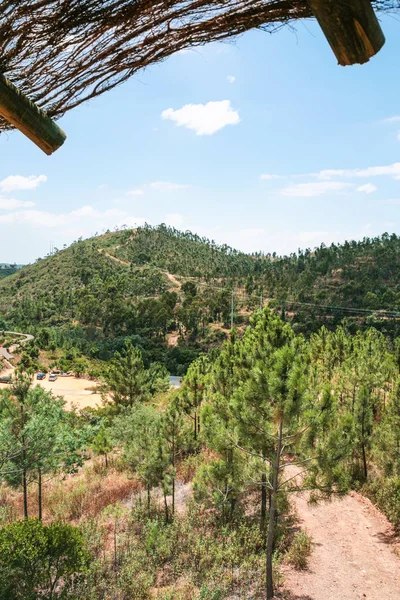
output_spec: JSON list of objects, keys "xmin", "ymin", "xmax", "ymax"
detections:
[
  {"xmin": 0, "ymin": 461, "xmax": 140, "ymax": 524},
  {"xmin": 45, "ymin": 465, "xmax": 140, "ymax": 523},
  {"xmin": 176, "ymin": 448, "xmax": 216, "ymax": 483},
  {"xmin": 0, "ymin": 485, "xmax": 20, "ymax": 524}
]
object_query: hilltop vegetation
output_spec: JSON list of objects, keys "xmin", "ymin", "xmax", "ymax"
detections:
[
  {"xmin": 1, "ymin": 225, "xmax": 400, "ymax": 374},
  {"xmin": 0, "ymin": 264, "xmax": 19, "ymax": 280}
]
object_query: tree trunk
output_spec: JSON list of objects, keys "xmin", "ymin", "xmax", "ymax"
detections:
[
  {"xmin": 114, "ymin": 518, "xmax": 118, "ymax": 567},
  {"xmin": 362, "ymin": 442, "xmax": 368, "ymax": 480},
  {"xmin": 361, "ymin": 405, "xmax": 368, "ymax": 481},
  {"xmin": 261, "ymin": 471, "xmax": 267, "ymax": 535},
  {"xmin": 163, "ymin": 488, "xmax": 169, "ymax": 523},
  {"xmin": 22, "ymin": 466, "xmax": 28, "ymax": 519},
  {"xmin": 266, "ymin": 420, "xmax": 283, "ymax": 600},
  {"xmin": 194, "ymin": 413, "xmax": 197, "ymax": 441},
  {"xmin": 105, "ymin": 453, "xmax": 108, "ymax": 469},
  {"xmin": 147, "ymin": 484, "xmax": 151, "ymax": 517},
  {"xmin": 38, "ymin": 468, "xmax": 42, "ymax": 521},
  {"xmin": 230, "ymin": 496, "xmax": 236, "ymax": 522},
  {"xmin": 172, "ymin": 439, "xmax": 175, "ymax": 518}
]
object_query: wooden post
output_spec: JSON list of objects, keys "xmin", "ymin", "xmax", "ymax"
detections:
[
  {"xmin": 308, "ymin": 0, "xmax": 385, "ymax": 66},
  {"xmin": 0, "ymin": 75, "xmax": 66, "ymax": 155}
]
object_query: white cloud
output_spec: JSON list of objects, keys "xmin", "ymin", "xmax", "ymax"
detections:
[
  {"xmin": 317, "ymin": 162, "xmax": 400, "ymax": 180},
  {"xmin": 380, "ymin": 116, "xmax": 400, "ymax": 124},
  {"xmin": 127, "ymin": 189, "xmax": 144, "ymax": 196},
  {"xmin": 280, "ymin": 181, "xmax": 351, "ymax": 197},
  {"xmin": 165, "ymin": 213, "xmax": 185, "ymax": 228},
  {"xmin": 385, "ymin": 198, "xmax": 400, "ymax": 205},
  {"xmin": 227, "ymin": 75, "xmax": 236, "ymax": 84},
  {"xmin": 161, "ymin": 100, "xmax": 240, "ymax": 136},
  {"xmin": 260, "ymin": 174, "xmax": 282, "ymax": 180},
  {"xmin": 357, "ymin": 183, "xmax": 377, "ymax": 194},
  {"xmin": 0, "ymin": 198, "xmax": 35, "ymax": 210},
  {"xmin": 0, "ymin": 175, "xmax": 47, "ymax": 193},
  {"xmin": 150, "ymin": 181, "xmax": 190, "ymax": 192},
  {"xmin": 0, "ymin": 205, "xmax": 141, "ymax": 231}
]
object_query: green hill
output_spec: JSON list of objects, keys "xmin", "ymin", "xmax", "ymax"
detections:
[
  {"xmin": 1, "ymin": 225, "xmax": 400, "ymax": 372},
  {"xmin": 0, "ymin": 264, "xmax": 20, "ymax": 280}
]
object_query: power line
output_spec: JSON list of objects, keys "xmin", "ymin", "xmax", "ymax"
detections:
[{"xmin": 188, "ymin": 280, "xmax": 400, "ymax": 320}]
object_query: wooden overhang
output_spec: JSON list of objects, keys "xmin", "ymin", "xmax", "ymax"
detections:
[
  {"xmin": 0, "ymin": 75, "xmax": 66, "ymax": 155},
  {"xmin": 0, "ymin": 0, "xmax": 385, "ymax": 155}
]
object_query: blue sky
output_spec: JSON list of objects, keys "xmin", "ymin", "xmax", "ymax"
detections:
[{"xmin": 1, "ymin": 14, "xmax": 400, "ymax": 263}]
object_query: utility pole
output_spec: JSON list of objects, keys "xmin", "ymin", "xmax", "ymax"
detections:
[{"xmin": 231, "ymin": 290, "xmax": 234, "ymax": 329}]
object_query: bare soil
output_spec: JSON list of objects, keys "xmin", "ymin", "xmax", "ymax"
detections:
[
  {"xmin": 166, "ymin": 331, "xmax": 179, "ymax": 346},
  {"xmin": 34, "ymin": 377, "xmax": 104, "ymax": 410},
  {"xmin": 165, "ymin": 271, "xmax": 181, "ymax": 289},
  {"xmin": 282, "ymin": 487, "xmax": 400, "ymax": 600},
  {"xmin": 0, "ymin": 362, "xmax": 104, "ymax": 410}
]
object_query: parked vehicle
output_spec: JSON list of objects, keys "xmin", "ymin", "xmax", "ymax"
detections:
[
  {"xmin": 37, "ymin": 372, "xmax": 46, "ymax": 380},
  {"xmin": 48, "ymin": 373, "xmax": 57, "ymax": 382},
  {"xmin": 0, "ymin": 376, "xmax": 11, "ymax": 384}
]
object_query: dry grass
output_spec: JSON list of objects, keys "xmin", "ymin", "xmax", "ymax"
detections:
[
  {"xmin": 176, "ymin": 448, "xmax": 216, "ymax": 483},
  {"xmin": 0, "ymin": 460, "xmax": 140, "ymax": 524}
]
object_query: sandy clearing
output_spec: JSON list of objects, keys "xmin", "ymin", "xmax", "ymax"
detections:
[
  {"xmin": 282, "ymin": 482, "xmax": 400, "ymax": 600},
  {"xmin": 34, "ymin": 377, "xmax": 104, "ymax": 410}
]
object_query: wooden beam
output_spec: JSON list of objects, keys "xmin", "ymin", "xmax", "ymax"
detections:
[
  {"xmin": 0, "ymin": 75, "xmax": 66, "ymax": 155},
  {"xmin": 308, "ymin": 0, "xmax": 385, "ymax": 66}
]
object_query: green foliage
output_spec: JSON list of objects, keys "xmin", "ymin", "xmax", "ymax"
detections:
[
  {"xmin": 363, "ymin": 476, "xmax": 400, "ymax": 527},
  {"xmin": 90, "ymin": 424, "xmax": 113, "ymax": 467},
  {"xmin": 113, "ymin": 405, "xmax": 169, "ymax": 512},
  {"xmin": 4, "ymin": 227, "xmax": 400, "ymax": 381},
  {"xmin": 0, "ymin": 519, "xmax": 90, "ymax": 599},
  {"xmin": 0, "ymin": 381, "xmax": 92, "ymax": 518},
  {"xmin": 103, "ymin": 341, "xmax": 169, "ymax": 409},
  {"xmin": 81, "ymin": 503, "xmax": 265, "ymax": 599},
  {"xmin": 285, "ymin": 531, "xmax": 312, "ymax": 570},
  {"xmin": 0, "ymin": 264, "xmax": 18, "ymax": 280}
]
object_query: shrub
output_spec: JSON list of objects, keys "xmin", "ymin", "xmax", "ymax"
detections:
[
  {"xmin": 285, "ymin": 531, "xmax": 312, "ymax": 570},
  {"xmin": 364, "ymin": 476, "xmax": 400, "ymax": 527},
  {"xmin": 0, "ymin": 519, "xmax": 90, "ymax": 599}
]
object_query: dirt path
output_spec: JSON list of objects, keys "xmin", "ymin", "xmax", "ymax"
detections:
[
  {"xmin": 283, "ymin": 487, "xmax": 400, "ymax": 600},
  {"xmin": 98, "ymin": 247, "xmax": 182, "ymax": 291},
  {"xmin": 165, "ymin": 271, "xmax": 181, "ymax": 289},
  {"xmin": 98, "ymin": 246, "xmax": 130, "ymax": 267}
]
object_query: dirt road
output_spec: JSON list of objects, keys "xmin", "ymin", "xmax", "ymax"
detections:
[{"xmin": 283, "ymin": 487, "xmax": 400, "ymax": 600}]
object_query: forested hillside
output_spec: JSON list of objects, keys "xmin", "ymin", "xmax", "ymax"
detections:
[
  {"xmin": 0, "ymin": 264, "xmax": 19, "ymax": 280},
  {"xmin": 1, "ymin": 310, "xmax": 400, "ymax": 598},
  {"xmin": 1, "ymin": 225, "xmax": 400, "ymax": 373}
]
